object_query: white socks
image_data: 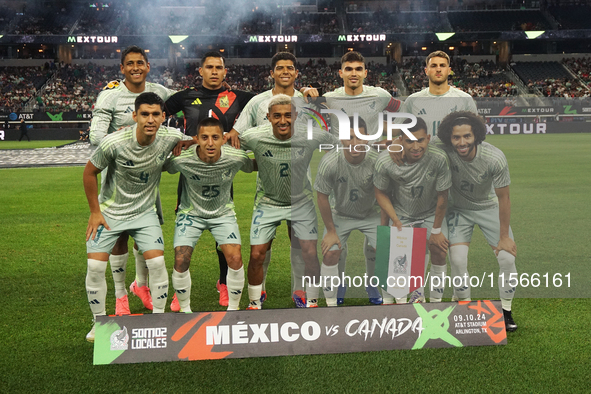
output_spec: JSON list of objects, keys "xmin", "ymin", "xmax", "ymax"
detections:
[
  {"xmin": 86, "ymin": 259, "xmax": 108, "ymax": 317},
  {"xmin": 146, "ymin": 256, "xmax": 168, "ymax": 313},
  {"xmin": 226, "ymin": 267, "xmax": 245, "ymax": 311},
  {"xmin": 109, "ymin": 253, "xmax": 128, "ymax": 299},
  {"xmin": 133, "ymin": 248, "xmax": 149, "ymax": 287},
  {"xmin": 172, "ymin": 268, "xmax": 192, "ymax": 312}
]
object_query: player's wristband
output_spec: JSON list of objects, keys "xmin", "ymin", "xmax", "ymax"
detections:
[{"xmin": 431, "ymin": 228, "xmax": 442, "ymax": 235}]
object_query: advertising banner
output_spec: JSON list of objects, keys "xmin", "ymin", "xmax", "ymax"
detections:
[{"xmin": 94, "ymin": 301, "xmax": 507, "ymax": 365}]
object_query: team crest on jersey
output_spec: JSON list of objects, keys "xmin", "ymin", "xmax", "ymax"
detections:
[
  {"xmin": 221, "ymin": 169, "xmax": 232, "ymax": 180},
  {"xmin": 478, "ymin": 172, "xmax": 488, "ymax": 182},
  {"xmin": 219, "ymin": 95, "xmax": 230, "ymax": 108},
  {"xmin": 448, "ymin": 105, "xmax": 458, "ymax": 113},
  {"xmin": 426, "ymin": 169, "xmax": 437, "ymax": 179},
  {"xmin": 368, "ymin": 101, "xmax": 376, "ymax": 110},
  {"xmin": 103, "ymin": 80, "xmax": 121, "ymax": 90}
]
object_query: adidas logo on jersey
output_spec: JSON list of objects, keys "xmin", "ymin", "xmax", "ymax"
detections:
[
  {"xmin": 176, "ymin": 289, "xmax": 187, "ymax": 294},
  {"xmin": 309, "ymin": 228, "xmax": 318, "ymax": 234},
  {"xmin": 190, "ymin": 174, "xmax": 201, "ymax": 181},
  {"xmin": 112, "ymin": 268, "xmax": 125, "ymax": 273},
  {"xmin": 157, "ymin": 292, "xmax": 168, "ymax": 300},
  {"xmin": 88, "ymin": 299, "xmax": 100, "ymax": 305},
  {"xmin": 418, "ymin": 108, "xmax": 427, "ymax": 115},
  {"xmin": 230, "ymin": 290, "xmax": 242, "ymax": 295},
  {"xmin": 262, "ymin": 150, "xmax": 274, "ymax": 157},
  {"xmin": 337, "ymin": 176, "xmax": 347, "ymax": 183},
  {"xmin": 192, "ymin": 98, "xmax": 202, "ymax": 105},
  {"xmin": 154, "ymin": 237, "xmax": 164, "ymax": 244},
  {"xmin": 124, "ymin": 106, "xmax": 134, "ymax": 113},
  {"xmin": 227, "ymin": 233, "xmax": 238, "ymax": 240},
  {"xmin": 124, "ymin": 160, "xmax": 134, "ymax": 166}
]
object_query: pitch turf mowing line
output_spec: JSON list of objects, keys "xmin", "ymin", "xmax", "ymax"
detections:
[{"xmin": 0, "ymin": 134, "xmax": 590, "ymax": 392}]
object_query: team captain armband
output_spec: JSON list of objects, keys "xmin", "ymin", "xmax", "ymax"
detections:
[
  {"xmin": 103, "ymin": 80, "xmax": 121, "ymax": 90},
  {"xmin": 385, "ymin": 97, "xmax": 402, "ymax": 112}
]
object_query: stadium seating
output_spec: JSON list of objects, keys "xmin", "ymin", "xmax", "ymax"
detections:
[
  {"xmin": 448, "ymin": 10, "xmax": 550, "ymax": 32},
  {"xmin": 548, "ymin": 5, "xmax": 591, "ymax": 30}
]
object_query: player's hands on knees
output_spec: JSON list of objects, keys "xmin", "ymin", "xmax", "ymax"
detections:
[
  {"xmin": 388, "ymin": 136, "xmax": 404, "ymax": 166},
  {"xmin": 224, "ymin": 129, "xmax": 241, "ymax": 149},
  {"xmin": 86, "ymin": 212, "xmax": 110, "ymax": 241},
  {"xmin": 321, "ymin": 231, "xmax": 341, "ymax": 256},
  {"xmin": 496, "ymin": 236, "xmax": 516, "ymax": 257},
  {"xmin": 173, "ymin": 139, "xmax": 195, "ymax": 156},
  {"xmin": 429, "ymin": 233, "xmax": 450, "ymax": 253}
]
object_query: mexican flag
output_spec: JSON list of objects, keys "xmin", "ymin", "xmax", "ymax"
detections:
[{"xmin": 375, "ymin": 226, "xmax": 427, "ymax": 298}]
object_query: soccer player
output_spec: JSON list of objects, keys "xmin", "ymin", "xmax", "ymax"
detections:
[
  {"xmin": 240, "ymin": 94, "xmax": 339, "ymax": 309},
  {"xmin": 228, "ymin": 51, "xmax": 317, "ymax": 307},
  {"xmin": 163, "ymin": 117, "xmax": 254, "ymax": 312},
  {"xmin": 321, "ymin": 51, "xmax": 402, "ymax": 302},
  {"xmin": 323, "ymin": 51, "xmax": 402, "ymax": 140},
  {"xmin": 314, "ymin": 117, "xmax": 382, "ymax": 306},
  {"xmin": 84, "ymin": 93, "xmax": 184, "ymax": 342},
  {"xmin": 165, "ymin": 51, "xmax": 255, "ymax": 307},
  {"xmin": 374, "ymin": 117, "xmax": 451, "ymax": 304},
  {"xmin": 436, "ymin": 111, "xmax": 518, "ymax": 331},
  {"xmin": 89, "ymin": 45, "xmax": 176, "ymax": 315},
  {"xmin": 397, "ymin": 51, "xmax": 478, "ymax": 136}
]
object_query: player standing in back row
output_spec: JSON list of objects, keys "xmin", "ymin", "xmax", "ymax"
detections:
[
  {"xmin": 89, "ymin": 45, "xmax": 176, "ymax": 315},
  {"xmin": 165, "ymin": 51, "xmax": 255, "ymax": 307}
]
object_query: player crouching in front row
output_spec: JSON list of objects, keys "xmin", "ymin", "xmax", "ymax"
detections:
[
  {"xmin": 83, "ymin": 92, "xmax": 184, "ymax": 342},
  {"xmin": 164, "ymin": 118, "xmax": 255, "ymax": 313}
]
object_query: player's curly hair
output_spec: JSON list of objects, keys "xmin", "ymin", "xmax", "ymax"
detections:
[
  {"xmin": 437, "ymin": 111, "xmax": 487, "ymax": 147},
  {"xmin": 341, "ymin": 51, "xmax": 365, "ymax": 66},
  {"xmin": 272, "ymin": 52, "xmax": 297, "ymax": 70}
]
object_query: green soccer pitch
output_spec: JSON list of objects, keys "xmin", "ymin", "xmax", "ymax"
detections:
[{"xmin": 1, "ymin": 134, "xmax": 590, "ymax": 392}]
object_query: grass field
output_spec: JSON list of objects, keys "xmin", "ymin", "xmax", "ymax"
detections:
[{"xmin": 1, "ymin": 134, "xmax": 590, "ymax": 392}]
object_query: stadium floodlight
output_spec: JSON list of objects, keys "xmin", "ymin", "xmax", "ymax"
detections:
[
  {"xmin": 169, "ymin": 35, "xmax": 188, "ymax": 44},
  {"xmin": 0, "ymin": 35, "xmax": 3, "ymax": 39},
  {"xmin": 525, "ymin": 31, "xmax": 545, "ymax": 39},
  {"xmin": 435, "ymin": 33, "xmax": 455, "ymax": 41}
]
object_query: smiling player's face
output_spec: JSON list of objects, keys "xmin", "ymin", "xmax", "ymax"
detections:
[
  {"xmin": 121, "ymin": 52, "xmax": 149, "ymax": 87},
  {"xmin": 268, "ymin": 104, "xmax": 292, "ymax": 140}
]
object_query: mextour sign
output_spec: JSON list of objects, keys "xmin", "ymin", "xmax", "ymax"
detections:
[{"xmin": 94, "ymin": 301, "xmax": 507, "ymax": 365}]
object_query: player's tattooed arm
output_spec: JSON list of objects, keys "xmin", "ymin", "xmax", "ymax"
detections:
[
  {"xmin": 495, "ymin": 186, "xmax": 516, "ymax": 257},
  {"xmin": 83, "ymin": 161, "xmax": 111, "ymax": 240},
  {"xmin": 374, "ymin": 186, "xmax": 402, "ymax": 231},
  {"xmin": 174, "ymin": 245, "xmax": 194, "ymax": 272}
]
